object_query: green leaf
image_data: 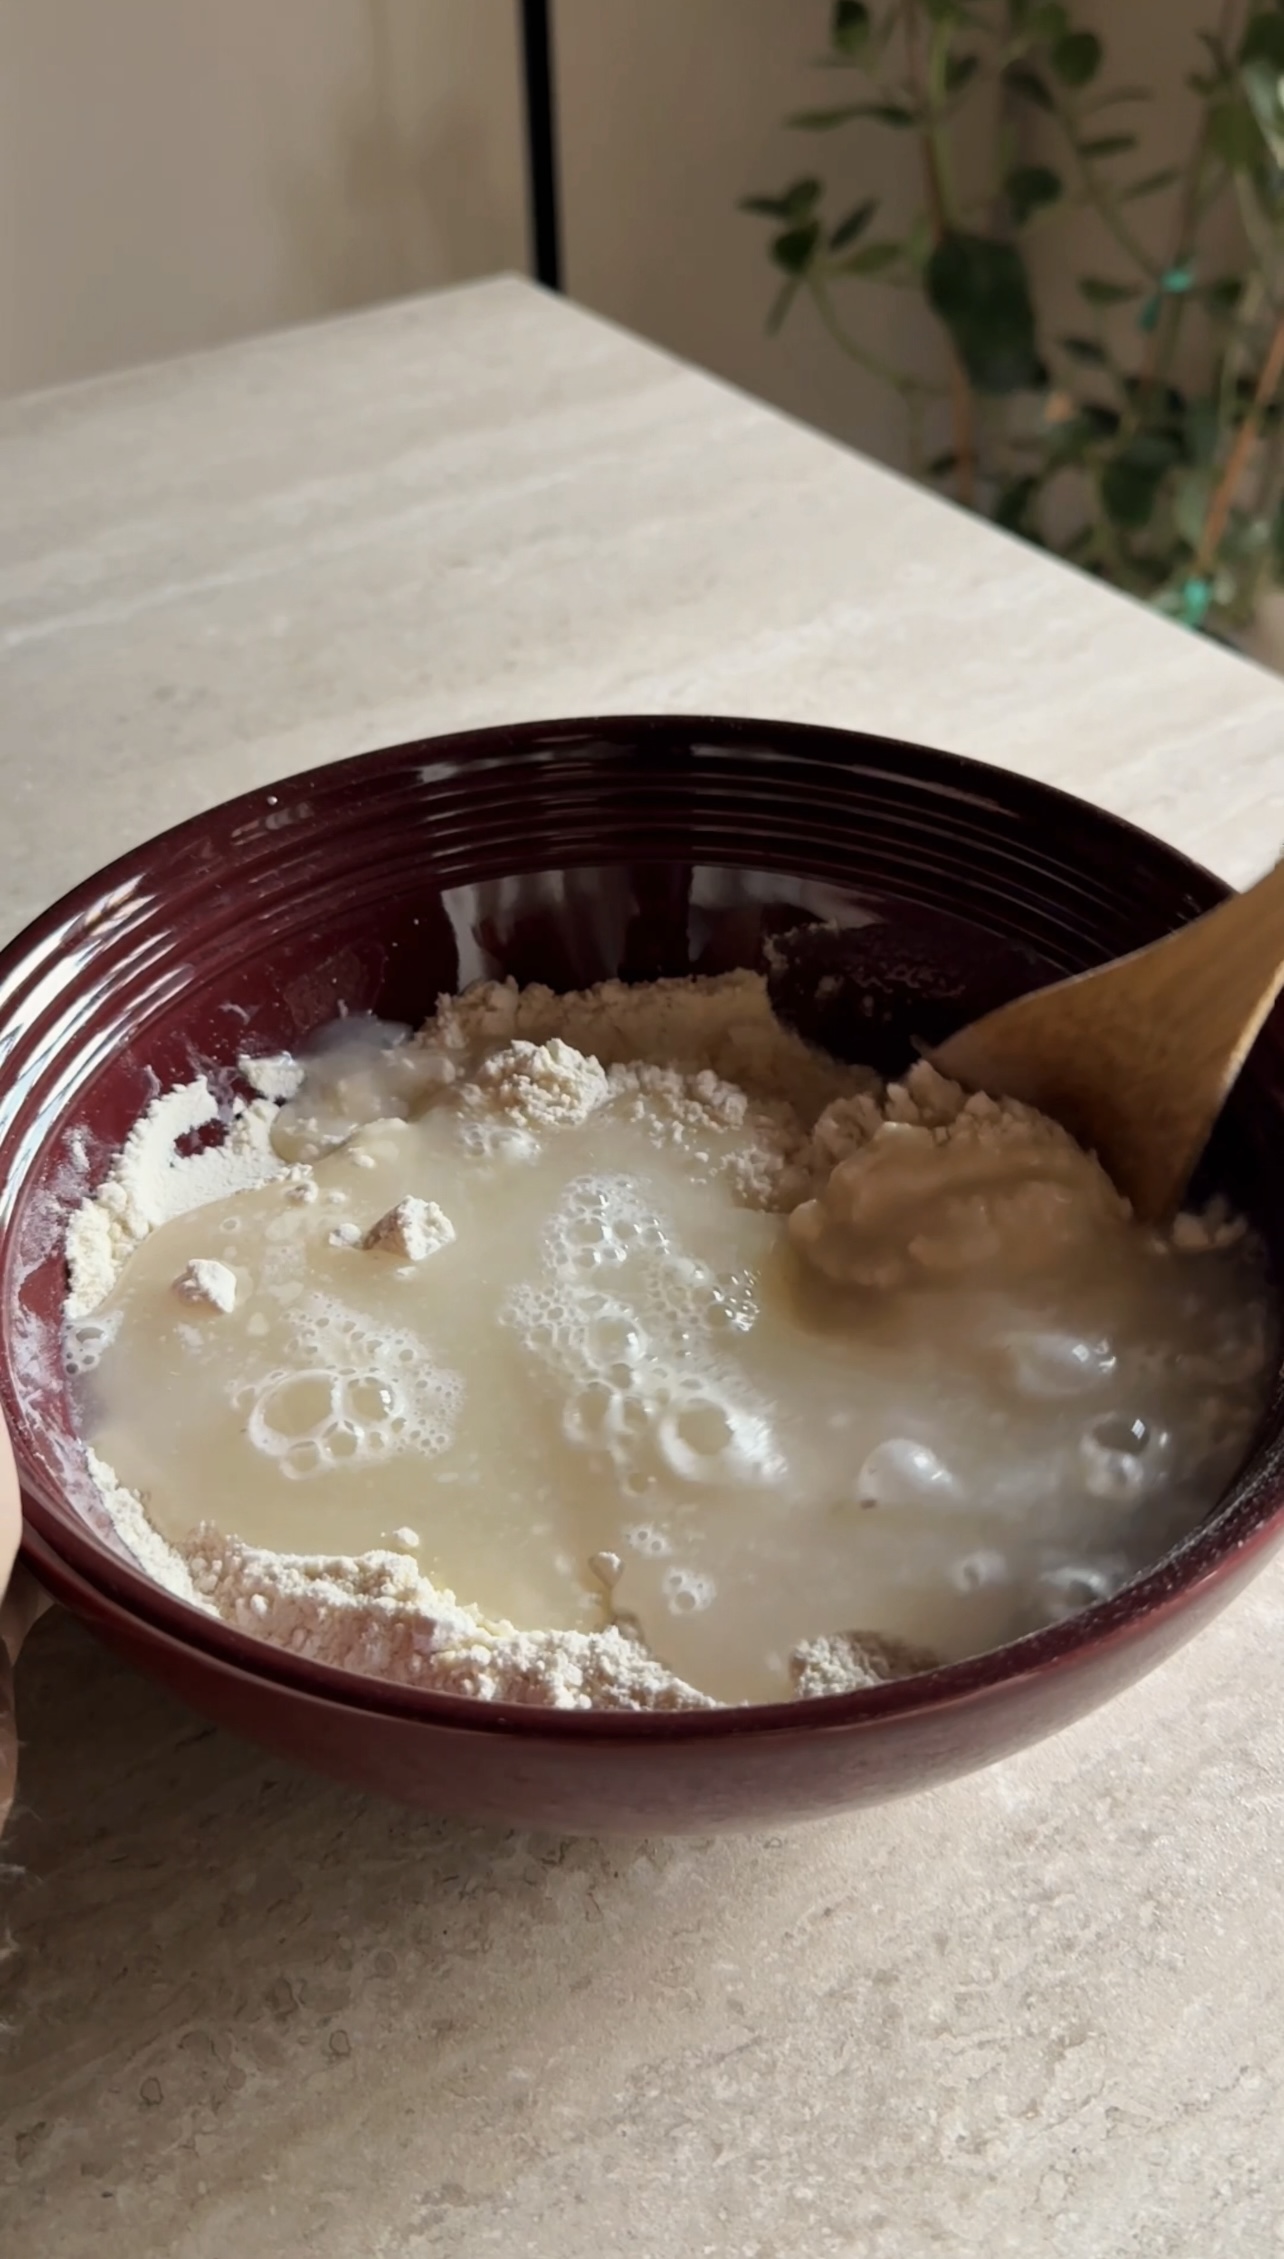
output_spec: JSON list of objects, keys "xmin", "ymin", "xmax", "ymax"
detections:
[
  {"xmin": 787, "ymin": 105, "xmax": 864, "ymax": 129},
  {"xmin": 1003, "ymin": 63, "xmax": 1055, "ymax": 111},
  {"xmin": 926, "ymin": 231, "xmax": 1042, "ymax": 393},
  {"xmin": 1007, "ymin": 163, "xmax": 1063, "ymax": 223},
  {"xmin": 835, "ymin": 239, "xmax": 903, "ymax": 274},
  {"xmin": 1242, "ymin": 59, "xmax": 1284, "ymax": 161},
  {"xmin": 1200, "ymin": 274, "xmax": 1242, "ymax": 314},
  {"xmin": 946, "ymin": 52, "xmax": 982, "ymax": 96},
  {"xmin": 1053, "ymin": 30, "xmax": 1103, "ymax": 86},
  {"xmin": 993, "ymin": 474, "xmax": 1041, "ymax": 532},
  {"xmin": 1122, "ymin": 374, "xmax": 1187, "ymax": 423},
  {"xmin": 1043, "ymin": 403, "xmax": 1120, "ymax": 466},
  {"xmin": 742, "ymin": 178, "xmax": 820, "ymax": 223},
  {"xmin": 1241, "ymin": 13, "xmax": 1284, "ymax": 71},
  {"xmin": 1101, "ymin": 433, "xmax": 1180, "ymax": 528},
  {"xmin": 831, "ymin": 0, "xmax": 871, "ymax": 52},
  {"xmin": 766, "ymin": 278, "xmax": 801, "ymax": 335},
  {"xmin": 1060, "ymin": 334, "xmax": 1110, "ymax": 365},
  {"xmin": 771, "ymin": 221, "xmax": 822, "ymax": 276},
  {"xmin": 789, "ymin": 101, "xmax": 918, "ymax": 128},
  {"xmin": 1123, "ymin": 432, "xmax": 1182, "ymax": 473},
  {"xmin": 1120, "ymin": 167, "xmax": 1182, "ymax": 200},
  {"xmin": 787, "ymin": 177, "xmax": 822, "ymax": 217},
  {"xmin": 1078, "ymin": 133, "xmax": 1138, "ymax": 159},
  {"xmin": 1196, "ymin": 28, "xmax": 1233, "ymax": 77},
  {"xmin": 1025, "ymin": 2, "xmax": 1070, "ymax": 41},
  {"xmin": 1078, "ymin": 275, "xmax": 1141, "ymax": 304},
  {"xmin": 829, "ymin": 198, "xmax": 878, "ymax": 249},
  {"xmin": 1100, "ymin": 461, "xmax": 1158, "ymax": 529},
  {"xmin": 1208, "ymin": 98, "xmax": 1264, "ymax": 169},
  {"xmin": 1043, "ymin": 414, "xmax": 1095, "ymax": 467}
]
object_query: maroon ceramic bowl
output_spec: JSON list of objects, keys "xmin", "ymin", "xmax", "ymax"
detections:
[{"xmin": 2, "ymin": 715, "xmax": 1282, "ymax": 1834}]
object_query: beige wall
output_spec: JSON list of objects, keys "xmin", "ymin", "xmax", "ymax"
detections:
[
  {"xmin": 0, "ymin": 0, "xmax": 1228, "ymax": 476},
  {"xmin": 0, "ymin": 0, "xmax": 527, "ymax": 396},
  {"xmin": 559, "ymin": 0, "xmax": 1222, "ymax": 472}
]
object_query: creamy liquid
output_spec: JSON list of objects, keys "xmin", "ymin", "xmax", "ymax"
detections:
[{"xmin": 70, "ymin": 1020, "xmax": 1276, "ymax": 1705}]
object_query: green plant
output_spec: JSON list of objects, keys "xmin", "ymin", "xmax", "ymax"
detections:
[{"xmin": 742, "ymin": 0, "xmax": 1284, "ymax": 635}]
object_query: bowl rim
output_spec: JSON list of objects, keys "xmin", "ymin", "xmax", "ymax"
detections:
[{"xmin": 5, "ymin": 709, "xmax": 1281, "ymax": 1741}]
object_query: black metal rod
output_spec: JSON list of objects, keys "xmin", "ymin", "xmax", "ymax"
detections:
[{"xmin": 520, "ymin": 0, "xmax": 562, "ymax": 290}]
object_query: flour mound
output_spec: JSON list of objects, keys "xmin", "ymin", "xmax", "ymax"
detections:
[
  {"xmin": 69, "ymin": 971, "xmax": 1240, "ymax": 1715},
  {"xmin": 790, "ymin": 1628, "xmax": 942, "ymax": 1699},
  {"xmin": 363, "ymin": 1197, "xmax": 455, "ymax": 1262},
  {"xmin": 172, "ymin": 1257, "xmax": 238, "ymax": 1313},
  {"xmin": 65, "ymin": 1080, "xmax": 285, "ymax": 1318},
  {"xmin": 468, "ymin": 1037, "xmax": 610, "ymax": 1129},
  {"xmin": 180, "ymin": 1525, "xmax": 716, "ymax": 1710}
]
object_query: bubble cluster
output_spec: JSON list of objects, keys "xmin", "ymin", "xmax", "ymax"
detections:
[
  {"xmin": 627, "ymin": 1524, "xmax": 672, "ymax": 1558},
  {"xmin": 238, "ymin": 1292, "xmax": 461, "ymax": 1481},
  {"xmin": 65, "ymin": 1312, "xmax": 120, "ymax": 1377},
  {"xmin": 662, "ymin": 1565, "xmax": 716, "ymax": 1615},
  {"xmin": 506, "ymin": 1174, "xmax": 783, "ymax": 1505}
]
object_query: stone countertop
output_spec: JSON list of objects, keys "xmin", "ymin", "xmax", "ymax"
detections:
[{"xmin": 2, "ymin": 276, "xmax": 1283, "ymax": 2258}]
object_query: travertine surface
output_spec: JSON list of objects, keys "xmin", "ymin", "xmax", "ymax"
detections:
[{"xmin": 2, "ymin": 277, "xmax": 1284, "ymax": 2256}]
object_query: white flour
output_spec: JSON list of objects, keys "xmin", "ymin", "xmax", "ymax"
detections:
[{"xmin": 63, "ymin": 972, "xmax": 1263, "ymax": 1710}]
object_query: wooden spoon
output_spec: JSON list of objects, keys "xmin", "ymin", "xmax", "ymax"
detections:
[{"xmin": 927, "ymin": 854, "xmax": 1284, "ymax": 1223}]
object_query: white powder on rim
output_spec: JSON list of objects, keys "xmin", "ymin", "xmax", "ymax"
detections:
[{"xmin": 238, "ymin": 1053, "xmax": 305, "ymax": 1103}]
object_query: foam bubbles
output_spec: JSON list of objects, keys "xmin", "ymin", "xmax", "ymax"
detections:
[
  {"xmin": 238, "ymin": 1291, "xmax": 461, "ymax": 1480},
  {"xmin": 65, "ymin": 1312, "xmax": 120, "ymax": 1377},
  {"xmin": 627, "ymin": 1524, "xmax": 672, "ymax": 1558},
  {"xmin": 1036, "ymin": 1557, "xmax": 1128, "ymax": 1622},
  {"xmin": 854, "ymin": 1439, "xmax": 961, "ymax": 1511},
  {"xmin": 662, "ymin": 1565, "xmax": 716, "ymax": 1615},
  {"xmin": 505, "ymin": 1172, "xmax": 784, "ymax": 1505},
  {"xmin": 657, "ymin": 1392, "xmax": 783, "ymax": 1487},
  {"xmin": 1080, "ymin": 1412, "xmax": 1160, "ymax": 1503},
  {"xmin": 949, "ymin": 1548, "xmax": 1010, "ymax": 1593}
]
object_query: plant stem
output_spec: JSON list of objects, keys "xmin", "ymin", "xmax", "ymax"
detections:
[
  {"xmin": 1194, "ymin": 302, "xmax": 1284, "ymax": 577},
  {"xmin": 1048, "ymin": 90, "xmax": 1164, "ymax": 283},
  {"xmin": 904, "ymin": 0, "xmax": 977, "ymax": 507},
  {"xmin": 807, "ymin": 276, "xmax": 944, "ymax": 397},
  {"xmin": 1134, "ymin": 0, "xmax": 1240, "ymax": 417}
]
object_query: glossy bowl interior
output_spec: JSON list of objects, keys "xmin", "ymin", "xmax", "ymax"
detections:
[{"xmin": 2, "ymin": 714, "xmax": 1283, "ymax": 1834}]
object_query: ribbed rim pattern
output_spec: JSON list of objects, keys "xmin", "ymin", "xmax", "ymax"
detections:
[{"xmin": 1, "ymin": 713, "xmax": 1279, "ymax": 1741}]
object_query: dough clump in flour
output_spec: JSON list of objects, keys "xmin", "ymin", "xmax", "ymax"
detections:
[{"xmin": 62, "ymin": 971, "xmax": 1273, "ymax": 1712}]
